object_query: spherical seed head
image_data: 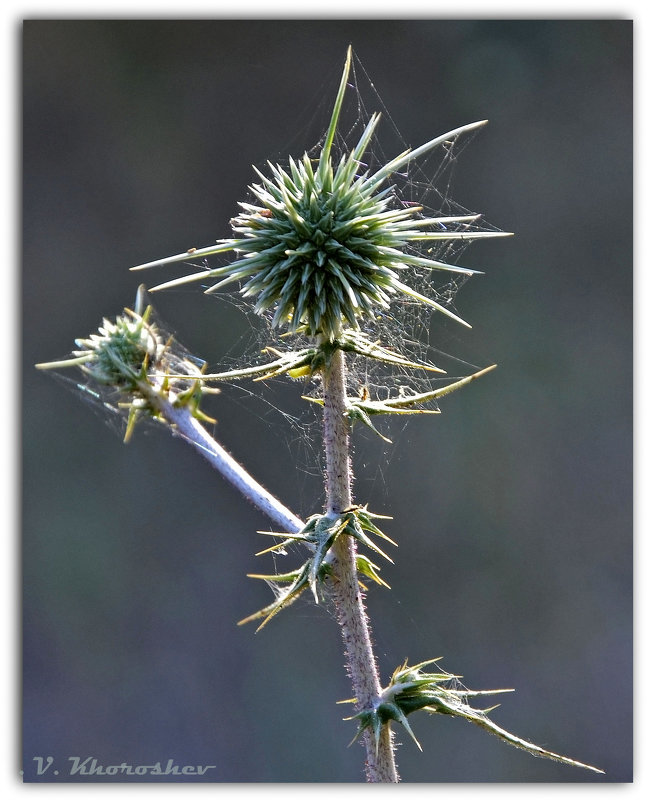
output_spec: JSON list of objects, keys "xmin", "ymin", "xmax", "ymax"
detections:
[{"xmin": 226, "ymin": 149, "xmax": 413, "ymax": 341}]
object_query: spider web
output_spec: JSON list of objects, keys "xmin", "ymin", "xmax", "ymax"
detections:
[
  {"xmin": 44, "ymin": 51, "xmax": 501, "ymax": 523},
  {"xmin": 142, "ymin": 53, "xmax": 503, "ymax": 588},
  {"xmin": 185, "ymin": 51, "xmax": 502, "ymax": 451}
]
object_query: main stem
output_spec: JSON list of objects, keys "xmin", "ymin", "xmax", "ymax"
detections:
[{"xmin": 321, "ymin": 348, "xmax": 398, "ymax": 783}]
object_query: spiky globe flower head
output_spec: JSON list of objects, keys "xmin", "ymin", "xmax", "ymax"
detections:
[{"xmin": 132, "ymin": 47, "xmax": 511, "ymax": 342}]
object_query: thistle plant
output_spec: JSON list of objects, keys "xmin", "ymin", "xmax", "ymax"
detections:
[{"xmin": 37, "ymin": 47, "xmax": 603, "ymax": 781}]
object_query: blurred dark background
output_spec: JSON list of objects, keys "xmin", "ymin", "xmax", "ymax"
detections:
[{"xmin": 22, "ymin": 19, "xmax": 632, "ymax": 783}]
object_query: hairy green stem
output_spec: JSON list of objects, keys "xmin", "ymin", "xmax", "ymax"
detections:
[{"xmin": 322, "ymin": 348, "xmax": 398, "ymax": 783}]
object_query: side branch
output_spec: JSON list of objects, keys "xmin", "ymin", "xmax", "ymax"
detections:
[{"xmin": 148, "ymin": 391, "xmax": 303, "ymax": 535}]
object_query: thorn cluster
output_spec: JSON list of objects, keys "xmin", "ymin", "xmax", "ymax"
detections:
[
  {"xmin": 239, "ymin": 505, "xmax": 394, "ymax": 630},
  {"xmin": 342, "ymin": 659, "xmax": 604, "ymax": 774}
]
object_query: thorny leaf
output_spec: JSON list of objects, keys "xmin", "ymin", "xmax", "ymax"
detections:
[{"xmin": 341, "ymin": 659, "xmax": 604, "ymax": 774}]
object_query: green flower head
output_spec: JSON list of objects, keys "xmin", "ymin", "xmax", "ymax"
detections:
[
  {"xmin": 37, "ymin": 290, "xmax": 165, "ymax": 391},
  {"xmin": 36, "ymin": 286, "xmax": 217, "ymax": 440},
  {"xmin": 133, "ymin": 47, "xmax": 510, "ymax": 341}
]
